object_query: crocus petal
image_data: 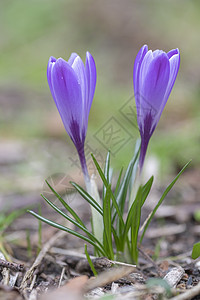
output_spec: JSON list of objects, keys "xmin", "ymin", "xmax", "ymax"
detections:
[
  {"xmin": 47, "ymin": 56, "xmax": 57, "ymax": 99},
  {"xmin": 163, "ymin": 50, "xmax": 180, "ymax": 109},
  {"xmin": 156, "ymin": 49, "xmax": 180, "ymax": 120},
  {"xmin": 133, "ymin": 45, "xmax": 148, "ymax": 100},
  {"xmin": 51, "ymin": 58, "xmax": 83, "ymax": 143},
  {"xmin": 142, "ymin": 53, "xmax": 170, "ymax": 126},
  {"xmin": 140, "ymin": 50, "xmax": 154, "ymax": 84},
  {"xmin": 133, "ymin": 45, "xmax": 180, "ymax": 171},
  {"xmin": 85, "ymin": 51, "xmax": 97, "ymax": 118},
  {"xmin": 68, "ymin": 52, "xmax": 78, "ymax": 66},
  {"xmin": 167, "ymin": 48, "xmax": 179, "ymax": 59},
  {"xmin": 71, "ymin": 55, "xmax": 88, "ymax": 113},
  {"xmin": 133, "ymin": 45, "xmax": 148, "ymax": 128},
  {"xmin": 47, "ymin": 51, "xmax": 97, "ymax": 181}
]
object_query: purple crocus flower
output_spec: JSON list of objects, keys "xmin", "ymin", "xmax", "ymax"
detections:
[
  {"xmin": 133, "ymin": 45, "xmax": 180, "ymax": 171},
  {"xmin": 47, "ymin": 52, "xmax": 96, "ymax": 181}
]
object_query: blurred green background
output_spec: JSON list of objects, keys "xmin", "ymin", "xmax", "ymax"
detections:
[{"xmin": 0, "ymin": 0, "xmax": 200, "ymax": 205}]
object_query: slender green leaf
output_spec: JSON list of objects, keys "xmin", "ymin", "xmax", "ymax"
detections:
[
  {"xmin": 70, "ymin": 182, "xmax": 103, "ymax": 215},
  {"xmin": 85, "ymin": 244, "xmax": 98, "ymax": 276},
  {"xmin": 103, "ymin": 152, "xmax": 111, "ymax": 200},
  {"xmin": 28, "ymin": 210, "xmax": 106, "ymax": 256},
  {"xmin": 141, "ymin": 176, "xmax": 154, "ymax": 206},
  {"xmin": 103, "ymin": 184, "xmax": 114, "ymax": 259},
  {"xmin": 114, "ymin": 167, "xmax": 123, "ymax": 197},
  {"xmin": 123, "ymin": 178, "xmax": 153, "ymax": 246},
  {"xmin": 91, "ymin": 154, "xmax": 124, "ymax": 228},
  {"xmin": 123, "ymin": 200, "xmax": 137, "ymax": 242},
  {"xmin": 192, "ymin": 242, "xmax": 200, "ymax": 260},
  {"xmin": 140, "ymin": 160, "xmax": 191, "ymax": 244},
  {"xmin": 116, "ymin": 149, "xmax": 139, "ymax": 212},
  {"xmin": 112, "ymin": 226, "xmax": 120, "ymax": 250},
  {"xmin": 40, "ymin": 194, "xmax": 105, "ymax": 253},
  {"xmin": 45, "ymin": 180, "xmax": 85, "ymax": 227},
  {"xmin": 91, "ymin": 153, "xmax": 109, "ymax": 187},
  {"xmin": 112, "ymin": 147, "xmax": 140, "ymax": 226},
  {"xmin": 130, "ymin": 186, "xmax": 143, "ymax": 263}
]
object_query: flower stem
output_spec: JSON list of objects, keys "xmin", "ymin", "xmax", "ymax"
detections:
[{"xmin": 78, "ymin": 149, "xmax": 103, "ymax": 246}]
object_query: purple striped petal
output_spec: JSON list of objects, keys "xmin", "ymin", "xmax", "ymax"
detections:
[
  {"xmin": 71, "ymin": 56, "xmax": 88, "ymax": 110},
  {"xmin": 133, "ymin": 45, "xmax": 148, "ymax": 100},
  {"xmin": 47, "ymin": 56, "xmax": 57, "ymax": 100},
  {"xmin": 142, "ymin": 52, "xmax": 170, "ymax": 127},
  {"xmin": 85, "ymin": 52, "xmax": 97, "ymax": 117},
  {"xmin": 162, "ymin": 49, "xmax": 180, "ymax": 111},
  {"xmin": 47, "ymin": 51, "xmax": 97, "ymax": 180},
  {"xmin": 68, "ymin": 52, "xmax": 78, "ymax": 66},
  {"xmin": 133, "ymin": 45, "xmax": 180, "ymax": 170},
  {"xmin": 51, "ymin": 58, "xmax": 83, "ymax": 143}
]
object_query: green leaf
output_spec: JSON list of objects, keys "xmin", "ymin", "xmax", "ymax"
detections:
[
  {"xmin": 111, "ymin": 146, "xmax": 140, "ymax": 229},
  {"xmin": 140, "ymin": 160, "xmax": 191, "ymax": 244},
  {"xmin": 141, "ymin": 176, "xmax": 154, "ymax": 206},
  {"xmin": 85, "ymin": 244, "xmax": 98, "ymax": 276},
  {"xmin": 103, "ymin": 151, "xmax": 111, "ymax": 200},
  {"xmin": 130, "ymin": 186, "xmax": 143, "ymax": 263},
  {"xmin": 28, "ymin": 210, "xmax": 106, "ymax": 256},
  {"xmin": 122, "ymin": 178, "xmax": 153, "ymax": 252},
  {"xmin": 70, "ymin": 182, "xmax": 103, "ymax": 215},
  {"xmin": 91, "ymin": 154, "xmax": 124, "ymax": 229},
  {"xmin": 103, "ymin": 184, "xmax": 114, "ymax": 259},
  {"xmin": 116, "ymin": 147, "xmax": 140, "ymax": 212},
  {"xmin": 111, "ymin": 226, "xmax": 120, "ymax": 249},
  {"xmin": 194, "ymin": 210, "xmax": 200, "ymax": 222},
  {"xmin": 114, "ymin": 167, "xmax": 123, "ymax": 197},
  {"xmin": 45, "ymin": 180, "xmax": 85, "ymax": 227},
  {"xmin": 40, "ymin": 194, "xmax": 105, "ymax": 252},
  {"xmin": 192, "ymin": 242, "xmax": 200, "ymax": 259},
  {"xmin": 123, "ymin": 198, "xmax": 137, "ymax": 242},
  {"xmin": 91, "ymin": 153, "xmax": 109, "ymax": 187}
]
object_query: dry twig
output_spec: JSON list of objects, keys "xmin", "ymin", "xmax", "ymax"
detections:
[{"xmin": 20, "ymin": 230, "xmax": 66, "ymax": 291}]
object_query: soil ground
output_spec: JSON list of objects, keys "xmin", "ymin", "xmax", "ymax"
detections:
[{"xmin": 0, "ymin": 163, "xmax": 200, "ymax": 300}]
